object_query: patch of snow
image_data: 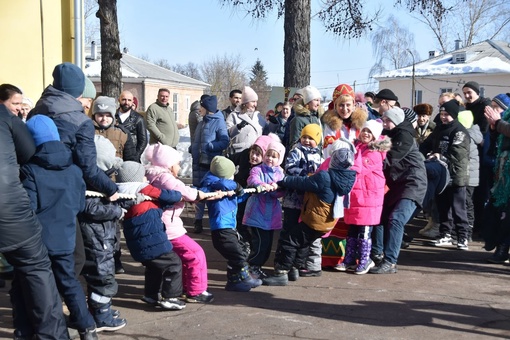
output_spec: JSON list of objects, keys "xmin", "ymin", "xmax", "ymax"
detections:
[
  {"xmin": 84, "ymin": 60, "xmax": 139, "ymax": 78},
  {"xmin": 177, "ymin": 127, "xmax": 192, "ymax": 178}
]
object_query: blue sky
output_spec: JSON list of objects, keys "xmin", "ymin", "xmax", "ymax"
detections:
[{"xmin": 114, "ymin": 0, "xmax": 437, "ymax": 96}]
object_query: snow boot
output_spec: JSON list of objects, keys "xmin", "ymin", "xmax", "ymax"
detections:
[
  {"xmin": 354, "ymin": 238, "xmax": 375, "ymax": 275},
  {"xmin": 88, "ymin": 295, "xmax": 126, "ymax": 332},
  {"xmin": 334, "ymin": 237, "xmax": 357, "ymax": 271}
]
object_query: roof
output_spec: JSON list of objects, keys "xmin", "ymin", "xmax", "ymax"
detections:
[
  {"xmin": 84, "ymin": 50, "xmax": 209, "ymax": 88},
  {"xmin": 374, "ymin": 40, "xmax": 510, "ymax": 79}
]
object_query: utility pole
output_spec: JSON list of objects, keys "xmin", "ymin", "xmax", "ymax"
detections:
[{"xmin": 406, "ymin": 49, "xmax": 416, "ymax": 107}]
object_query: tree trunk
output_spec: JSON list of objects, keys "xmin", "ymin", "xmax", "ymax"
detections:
[
  {"xmin": 283, "ymin": 0, "xmax": 310, "ymax": 88},
  {"xmin": 97, "ymin": 0, "xmax": 121, "ymax": 98}
]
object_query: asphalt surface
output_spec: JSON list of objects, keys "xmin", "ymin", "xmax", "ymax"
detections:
[{"xmin": 1, "ymin": 216, "xmax": 509, "ymax": 340}]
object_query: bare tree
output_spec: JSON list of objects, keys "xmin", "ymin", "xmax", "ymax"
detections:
[
  {"xmin": 171, "ymin": 62, "xmax": 203, "ymax": 81},
  {"xmin": 85, "ymin": 0, "xmax": 100, "ymax": 44},
  {"xmin": 154, "ymin": 58, "xmax": 172, "ymax": 70},
  {"xmin": 97, "ymin": 0, "xmax": 122, "ymax": 97},
  {"xmin": 201, "ymin": 54, "xmax": 247, "ymax": 109}
]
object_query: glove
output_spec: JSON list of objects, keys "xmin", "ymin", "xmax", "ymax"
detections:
[
  {"xmin": 237, "ymin": 121, "xmax": 249, "ymax": 130},
  {"xmin": 276, "ymin": 180, "xmax": 285, "ymax": 188},
  {"xmin": 119, "ymin": 208, "xmax": 127, "ymax": 221}
]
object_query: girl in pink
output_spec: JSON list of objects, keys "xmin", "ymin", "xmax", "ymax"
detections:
[
  {"xmin": 337, "ymin": 120, "xmax": 391, "ymax": 274},
  {"xmin": 144, "ymin": 143, "xmax": 213, "ymax": 303}
]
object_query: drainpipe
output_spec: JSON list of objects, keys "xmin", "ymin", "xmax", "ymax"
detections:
[{"xmin": 74, "ymin": 0, "xmax": 83, "ymax": 67}]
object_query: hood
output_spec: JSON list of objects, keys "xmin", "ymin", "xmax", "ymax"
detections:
[
  {"xmin": 368, "ymin": 135, "xmax": 392, "ymax": 152},
  {"xmin": 386, "ymin": 120, "xmax": 416, "ymax": 138},
  {"xmin": 117, "ymin": 181, "xmax": 148, "ymax": 195},
  {"xmin": 204, "ymin": 110, "xmax": 225, "ymax": 122},
  {"xmin": 190, "ymin": 100, "xmax": 200, "ymax": 112},
  {"xmin": 328, "ymin": 167, "xmax": 356, "ymax": 197},
  {"xmin": 31, "ymin": 85, "xmax": 84, "ymax": 119},
  {"xmin": 31, "ymin": 141, "xmax": 74, "ymax": 170}
]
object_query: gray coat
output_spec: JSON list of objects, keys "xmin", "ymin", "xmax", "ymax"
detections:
[{"xmin": 466, "ymin": 124, "xmax": 483, "ymax": 187}]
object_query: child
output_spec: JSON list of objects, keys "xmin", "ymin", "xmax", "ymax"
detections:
[
  {"xmin": 200, "ymin": 156, "xmax": 262, "ymax": 292},
  {"xmin": 115, "ymin": 161, "xmax": 187, "ymax": 310},
  {"xmin": 338, "ymin": 120, "xmax": 391, "ymax": 274},
  {"xmin": 21, "ymin": 115, "xmax": 98, "ymax": 339},
  {"xmin": 263, "ymin": 145, "xmax": 357, "ymax": 286},
  {"xmin": 79, "ymin": 135, "xmax": 127, "ymax": 332},
  {"xmin": 281, "ymin": 123, "xmax": 323, "ymax": 278},
  {"xmin": 243, "ymin": 141, "xmax": 286, "ymax": 279},
  {"xmin": 143, "ymin": 143, "xmax": 213, "ymax": 303}
]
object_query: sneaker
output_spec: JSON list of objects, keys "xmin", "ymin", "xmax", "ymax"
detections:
[
  {"xmin": 249, "ymin": 265, "xmax": 269, "ymax": 280},
  {"xmin": 186, "ymin": 291, "xmax": 214, "ymax": 303},
  {"xmin": 433, "ymin": 234, "xmax": 453, "ymax": 247},
  {"xmin": 354, "ymin": 259, "xmax": 375, "ymax": 275},
  {"xmin": 193, "ymin": 219, "xmax": 203, "ymax": 234},
  {"xmin": 95, "ymin": 317, "xmax": 126, "ymax": 332},
  {"xmin": 370, "ymin": 253, "xmax": 384, "ymax": 267},
  {"xmin": 369, "ymin": 260, "xmax": 398, "ymax": 274},
  {"xmin": 225, "ymin": 281, "xmax": 252, "ymax": 292},
  {"xmin": 298, "ymin": 269, "xmax": 322, "ymax": 277},
  {"xmin": 457, "ymin": 239, "xmax": 469, "ymax": 251},
  {"xmin": 333, "ymin": 262, "xmax": 356, "ymax": 272},
  {"xmin": 111, "ymin": 309, "xmax": 120, "ymax": 318},
  {"xmin": 158, "ymin": 298, "xmax": 186, "ymax": 310},
  {"xmin": 287, "ymin": 267, "xmax": 299, "ymax": 281},
  {"xmin": 141, "ymin": 296, "xmax": 158, "ymax": 305}
]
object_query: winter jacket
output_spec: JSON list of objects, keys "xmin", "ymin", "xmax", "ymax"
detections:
[
  {"xmin": 321, "ymin": 107, "xmax": 367, "ymax": 158},
  {"xmin": 191, "ymin": 110, "xmax": 229, "ymax": 186},
  {"xmin": 415, "ymin": 120, "xmax": 436, "ymax": 145},
  {"xmin": 282, "ymin": 143, "xmax": 323, "ymax": 209},
  {"xmin": 383, "ymin": 120, "xmax": 427, "ymax": 208},
  {"xmin": 21, "ymin": 141, "xmax": 85, "ymax": 255},
  {"xmin": 200, "ymin": 172, "xmax": 245, "ymax": 231},
  {"xmin": 145, "ymin": 166, "xmax": 199, "ymax": 240},
  {"xmin": 229, "ymin": 148, "xmax": 254, "ymax": 187},
  {"xmin": 466, "ymin": 124, "xmax": 483, "ymax": 187},
  {"xmin": 0, "ymin": 105, "xmax": 39, "ymax": 253},
  {"xmin": 146, "ymin": 100, "xmax": 179, "ymax": 147},
  {"xmin": 491, "ymin": 112, "xmax": 510, "ymax": 208},
  {"xmin": 288, "ymin": 103, "xmax": 321, "ymax": 148},
  {"xmin": 93, "ymin": 119, "xmax": 137, "ymax": 162},
  {"xmin": 279, "ymin": 167, "xmax": 356, "ymax": 232},
  {"xmin": 243, "ymin": 164, "xmax": 285, "ymax": 230},
  {"xmin": 120, "ymin": 183, "xmax": 182, "ymax": 262},
  {"xmin": 265, "ymin": 115, "xmax": 288, "ymax": 141},
  {"xmin": 31, "ymin": 85, "xmax": 117, "ymax": 196},
  {"xmin": 420, "ymin": 119, "xmax": 470, "ymax": 187},
  {"xmin": 115, "ymin": 109, "xmax": 148, "ymax": 162},
  {"xmin": 226, "ymin": 109, "xmax": 267, "ymax": 154},
  {"xmin": 188, "ymin": 101, "xmax": 201, "ymax": 143},
  {"xmin": 344, "ymin": 137, "xmax": 391, "ymax": 226},
  {"xmin": 465, "ymin": 96, "xmax": 491, "ymax": 134}
]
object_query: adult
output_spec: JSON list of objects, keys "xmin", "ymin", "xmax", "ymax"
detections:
[
  {"xmin": 78, "ymin": 77, "xmax": 97, "ymax": 115},
  {"xmin": 223, "ymin": 89, "xmax": 242, "ymax": 120},
  {"xmin": 146, "ymin": 88, "xmax": 180, "ymax": 147},
  {"xmin": 0, "ymin": 83, "xmax": 23, "ymax": 116},
  {"xmin": 19, "ymin": 97, "xmax": 33, "ymax": 122},
  {"xmin": 226, "ymin": 86, "xmax": 267, "ymax": 155},
  {"xmin": 288, "ymin": 85, "xmax": 322, "ymax": 148},
  {"xmin": 115, "ymin": 90, "xmax": 148, "ymax": 162},
  {"xmin": 265, "ymin": 101, "xmax": 291, "ymax": 141},
  {"xmin": 414, "ymin": 103, "xmax": 435, "ymax": 145},
  {"xmin": 188, "ymin": 100, "xmax": 201, "ymax": 143},
  {"xmin": 371, "ymin": 88, "xmax": 399, "ymax": 118},
  {"xmin": 0, "ymin": 104, "xmax": 68, "ymax": 339}
]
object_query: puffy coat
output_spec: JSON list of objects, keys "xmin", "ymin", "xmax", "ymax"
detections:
[
  {"xmin": 226, "ymin": 109, "xmax": 267, "ymax": 154},
  {"xmin": 31, "ymin": 86, "xmax": 117, "ymax": 196},
  {"xmin": 466, "ymin": 124, "xmax": 483, "ymax": 187},
  {"xmin": 288, "ymin": 103, "xmax": 321, "ymax": 148},
  {"xmin": 0, "ymin": 105, "xmax": 38, "ymax": 252},
  {"xmin": 21, "ymin": 141, "xmax": 85, "ymax": 255},
  {"xmin": 115, "ymin": 110, "xmax": 148, "ymax": 162}
]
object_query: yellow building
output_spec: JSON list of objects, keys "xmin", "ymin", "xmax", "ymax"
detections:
[{"xmin": 0, "ymin": 0, "xmax": 79, "ymax": 103}]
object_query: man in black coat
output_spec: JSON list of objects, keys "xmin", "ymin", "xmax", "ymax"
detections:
[
  {"xmin": 115, "ymin": 90, "xmax": 148, "ymax": 162},
  {"xmin": 0, "ymin": 104, "xmax": 68, "ymax": 339}
]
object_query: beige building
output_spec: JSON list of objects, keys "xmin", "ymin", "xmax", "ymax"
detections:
[
  {"xmin": 84, "ymin": 48, "xmax": 209, "ymax": 126},
  {"xmin": 374, "ymin": 40, "xmax": 510, "ymax": 112}
]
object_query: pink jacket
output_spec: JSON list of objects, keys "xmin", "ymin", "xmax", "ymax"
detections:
[
  {"xmin": 344, "ymin": 137, "xmax": 390, "ymax": 226},
  {"xmin": 145, "ymin": 165, "xmax": 198, "ymax": 240}
]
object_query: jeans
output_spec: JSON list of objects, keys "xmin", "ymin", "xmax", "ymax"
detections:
[
  {"xmin": 372, "ymin": 198, "xmax": 417, "ymax": 264},
  {"xmin": 6, "ymin": 236, "xmax": 68, "ymax": 339},
  {"xmin": 195, "ymin": 201, "xmax": 205, "ymax": 220}
]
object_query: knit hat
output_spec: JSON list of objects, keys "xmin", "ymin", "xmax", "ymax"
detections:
[
  {"xmin": 440, "ymin": 99, "xmax": 460, "ymax": 119},
  {"xmin": 52, "ymin": 62, "xmax": 85, "ymax": 98},
  {"xmin": 22, "ymin": 97, "xmax": 33, "ymax": 109},
  {"xmin": 302, "ymin": 85, "xmax": 322, "ymax": 104},
  {"xmin": 266, "ymin": 141, "xmax": 286, "ymax": 166},
  {"xmin": 26, "ymin": 115, "xmax": 60, "ymax": 147},
  {"xmin": 117, "ymin": 161, "xmax": 146, "ymax": 183},
  {"xmin": 82, "ymin": 78, "xmax": 96, "ymax": 99},
  {"xmin": 458, "ymin": 110, "xmax": 474, "ymax": 129},
  {"xmin": 200, "ymin": 95, "xmax": 218, "ymax": 113},
  {"xmin": 94, "ymin": 135, "xmax": 122, "ymax": 171},
  {"xmin": 332, "ymin": 84, "xmax": 355, "ymax": 103},
  {"xmin": 252, "ymin": 134, "xmax": 280, "ymax": 155},
  {"xmin": 463, "ymin": 81, "xmax": 480, "ymax": 95},
  {"xmin": 413, "ymin": 103, "xmax": 433, "ymax": 116},
  {"xmin": 300, "ymin": 123, "xmax": 322, "ymax": 145},
  {"xmin": 241, "ymin": 86, "xmax": 258, "ymax": 104},
  {"xmin": 402, "ymin": 107, "xmax": 417, "ymax": 124},
  {"xmin": 329, "ymin": 137, "xmax": 355, "ymax": 170},
  {"xmin": 493, "ymin": 93, "xmax": 510, "ymax": 111},
  {"xmin": 362, "ymin": 119, "xmax": 383, "ymax": 141},
  {"xmin": 92, "ymin": 96, "xmax": 116, "ymax": 116},
  {"xmin": 144, "ymin": 143, "xmax": 182, "ymax": 168},
  {"xmin": 210, "ymin": 156, "xmax": 236, "ymax": 179},
  {"xmin": 383, "ymin": 107, "xmax": 405, "ymax": 126},
  {"xmin": 375, "ymin": 89, "xmax": 398, "ymax": 101}
]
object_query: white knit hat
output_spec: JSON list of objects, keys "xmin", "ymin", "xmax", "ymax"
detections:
[
  {"xmin": 362, "ymin": 119, "xmax": 383, "ymax": 140},
  {"xmin": 302, "ymin": 85, "xmax": 322, "ymax": 104},
  {"xmin": 241, "ymin": 86, "xmax": 258, "ymax": 104}
]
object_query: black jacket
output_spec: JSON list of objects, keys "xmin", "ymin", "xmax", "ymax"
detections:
[
  {"xmin": 115, "ymin": 110, "xmax": 148, "ymax": 162},
  {"xmin": 0, "ymin": 104, "xmax": 40, "ymax": 252}
]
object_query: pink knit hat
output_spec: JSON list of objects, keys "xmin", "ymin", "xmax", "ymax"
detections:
[
  {"xmin": 266, "ymin": 141, "xmax": 286, "ymax": 166},
  {"xmin": 144, "ymin": 143, "xmax": 182, "ymax": 168},
  {"xmin": 253, "ymin": 133, "xmax": 280, "ymax": 155},
  {"xmin": 241, "ymin": 86, "xmax": 258, "ymax": 104}
]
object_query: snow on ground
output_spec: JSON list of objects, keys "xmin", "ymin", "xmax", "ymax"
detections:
[{"xmin": 177, "ymin": 127, "xmax": 192, "ymax": 178}]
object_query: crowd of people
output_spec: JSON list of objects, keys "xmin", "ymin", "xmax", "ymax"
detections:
[{"xmin": 1, "ymin": 60, "xmax": 510, "ymax": 340}]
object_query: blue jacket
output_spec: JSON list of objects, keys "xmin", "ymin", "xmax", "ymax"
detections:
[
  {"xmin": 191, "ymin": 110, "xmax": 229, "ymax": 186},
  {"xmin": 21, "ymin": 141, "xmax": 85, "ymax": 255},
  {"xmin": 32, "ymin": 86, "xmax": 117, "ymax": 196}
]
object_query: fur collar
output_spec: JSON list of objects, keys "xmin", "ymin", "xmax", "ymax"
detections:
[{"xmin": 321, "ymin": 107, "xmax": 367, "ymax": 131}]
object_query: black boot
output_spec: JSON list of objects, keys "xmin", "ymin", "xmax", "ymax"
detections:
[
  {"xmin": 487, "ymin": 244, "xmax": 510, "ymax": 264},
  {"xmin": 262, "ymin": 269, "xmax": 289, "ymax": 286},
  {"xmin": 79, "ymin": 327, "xmax": 98, "ymax": 340},
  {"xmin": 114, "ymin": 250, "xmax": 125, "ymax": 274},
  {"xmin": 193, "ymin": 219, "xmax": 203, "ymax": 234},
  {"xmin": 88, "ymin": 299, "xmax": 127, "ymax": 332}
]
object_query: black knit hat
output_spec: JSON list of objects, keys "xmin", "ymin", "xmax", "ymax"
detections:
[
  {"xmin": 440, "ymin": 99, "xmax": 460, "ymax": 119},
  {"xmin": 375, "ymin": 89, "xmax": 398, "ymax": 101},
  {"xmin": 463, "ymin": 81, "xmax": 480, "ymax": 95},
  {"xmin": 403, "ymin": 107, "xmax": 417, "ymax": 124}
]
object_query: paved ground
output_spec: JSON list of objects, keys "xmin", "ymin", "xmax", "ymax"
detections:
[{"xmin": 1, "ymin": 217, "xmax": 509, "ymax": 340}]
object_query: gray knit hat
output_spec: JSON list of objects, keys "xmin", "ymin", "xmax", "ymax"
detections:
[
  {"xmin": 94, "ymin": 135, "xmax": 122, "ymax": 171},
  {"xmin": 383, "ymin": 107, "xmax": 405, "ymax": 126},
  {"xmin": 329, "ymin": 137, "xmax": 355, "ymax": 170},
  {"xmin": 92, "ymin": 96, "xmax": 116, "ymax": 116},
  {"xmin": 117, "ymin": 161, "xmax": 146, "ymax": 183}
]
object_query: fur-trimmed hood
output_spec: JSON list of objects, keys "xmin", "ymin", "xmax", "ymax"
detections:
[
  {"xmin": 367, "ymin": 135, "xmax": 392, "ymax": 152},
  {"xmin": 321, "ymin": 107, "xmax": 367, "ymax": 131},
  {"xmin": 293, "ymin": 100, "xmax": 324, "ymax": 118}
]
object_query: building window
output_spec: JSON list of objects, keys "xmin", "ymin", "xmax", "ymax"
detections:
[
  {"xmin": 186, "ymin": 96, "xmax": 191, "ymax": 111},
  {"xmin": 415, "ymin": 90, "xmax": 423, "ymax": 105},
  {"xmin": 440, "ymin": 88, "xmax": 453, "ymax": 94},
  {"xmin": 173, "ymin": 93, "xmax": 178, "ymax": 120}
]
